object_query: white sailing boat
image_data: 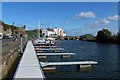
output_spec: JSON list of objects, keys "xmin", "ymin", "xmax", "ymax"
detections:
[
  {"xmin": 34, "ymin": 20, "xmax": 45, "ymax": 45},
  {"xmin": 34, "ymin": 20, "xmax": 55, "ymax": 45}
]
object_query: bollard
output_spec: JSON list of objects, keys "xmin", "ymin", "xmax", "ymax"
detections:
[
  {"xmin": 20, "ymin": 34, "xmax": 23, "ymax": 54},
  {"xmin": 38, "ymin": 56, "xmax": 47, "ymax": 59},
  {"xmin": 61, "ymin": 55, "xmax": 71, "ymax": 58},
  {"xmin": 77, "ymin": 64, "xmax": 92, "ymax": 69},
  {"xmin": 43, "ymin": 66, "xmax": 56, "ymax": 71}
]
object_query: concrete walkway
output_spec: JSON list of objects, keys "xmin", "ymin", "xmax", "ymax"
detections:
[
  {"xmin": 14, "ymin": 41, "xmax": 45, "ymax": 79},
  {"xmin": 40, "ymin": 61, "xmax": 98, "ymax": 67}
]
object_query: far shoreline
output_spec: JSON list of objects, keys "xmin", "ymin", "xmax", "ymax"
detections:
[{"xmin": 58, "ymin": 38, "xmax": 120, "ymax": 45}]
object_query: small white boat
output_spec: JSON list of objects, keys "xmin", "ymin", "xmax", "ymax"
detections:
[
  {"xmin": 46, "ymin": 37, "xmax": 56, "ymax": 45},
  {"xmin": 34, "ymin": 39, "xmax": 46, "ymax": 45},
  {"xmin": 33, "ymin": 20, "xmax": 56, "ymax": 45}
]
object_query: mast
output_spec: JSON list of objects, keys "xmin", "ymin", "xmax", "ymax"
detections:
[{"xmin": 38, "ymin": 20, "xmax": 40, "ymax": 39}]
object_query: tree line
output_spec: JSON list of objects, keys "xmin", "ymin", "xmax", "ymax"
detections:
[
  {"xmin": 0, "ymin": 21, "xmax": 18, "ymax": 31},
  {"xmin": 96, "ymin": 29, "xmax": 120, "ymax": 44},
  {"xmin": 0, "ymin": 21, "xmax": 18, "ymax": 35},
  {"xmin": 80, "ymin": 28, "xmax": 120, "ymax": 44}
]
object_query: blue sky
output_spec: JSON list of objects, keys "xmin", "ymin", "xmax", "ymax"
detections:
[{"xmin": 2, "ymin": 2, "xmax": 119, "ymax": 36}]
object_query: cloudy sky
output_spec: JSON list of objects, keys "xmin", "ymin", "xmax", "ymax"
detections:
[{"xmin": 2, "ymin": 2, "xmax": 119, "ymax": 36}]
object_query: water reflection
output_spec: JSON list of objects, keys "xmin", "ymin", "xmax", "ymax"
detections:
[{"xmin": 43, "ymin": 40, "xmax": 120, "ymax": 79}]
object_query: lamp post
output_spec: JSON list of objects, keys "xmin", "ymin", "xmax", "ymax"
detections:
[
  {"xmin": 16, "ymin": 23, "xmax": 28, "ymax": 53},
  {"xmin": 20, "ymin": 33, "xmax": 23, "ymax": 54}
]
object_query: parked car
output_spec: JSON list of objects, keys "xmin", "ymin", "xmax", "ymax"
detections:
[
  {"xmin": 3, "ymin": 35, "xmax": 14, "ymax": 39},
  {"xmin": 0, "ymin": 33, "xmax": 3, "ymax": 39},
  {"xmin": 8, "ymin": 36, "xmax": 14, "ymax": 39},
  {"xmin": 3, "ymin": 35, "xmax": 9, "ymax": 39}
]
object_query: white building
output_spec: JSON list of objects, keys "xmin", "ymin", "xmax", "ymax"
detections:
[
  {"xmin": 42, "ymin": 28, "xmax": 55, "ymax": 37},
  {"xmin": 42, "ymin": 27, "xmax": 66, "ymax": 37},
  {"xmin": 53, "ymin": 27, "xmax": 58, "ymax": 35},
  {"xmin": 63, "ymin": 32, "xmax": 67, "ymax": 37},
  {"xmin": 53, "ymin": 27, "xmax": 66, "ymax": 37}
]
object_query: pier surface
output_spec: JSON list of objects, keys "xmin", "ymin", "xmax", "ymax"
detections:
[
  {"xmin": 34, "ymin": 46, "xmax": 57, "ymax": 48},
  {"xmin": 14, "ymin": 41, "xmax": 45, "ymax": 79},
  {"xmin": 14, "ymin": 40, "xmax": 98, "ymax": 79},
  {"xmin": 37, "ymin": 53, "xmax": 75, "ymax": 56},
  {"xmin": 35, "ymin": 48, "xmax": 64, "ymax": 51},
  {"xmin": 40, "ymin": 61, "xmax": 98, "ymax": 67}
]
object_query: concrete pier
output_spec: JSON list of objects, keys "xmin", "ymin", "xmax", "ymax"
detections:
[
  {"xmin": 14, "ymin": 41, "xmax": 45, "ymax": 79},
  {"xmin": 40, "ymin": 61, "xmax": 98, "ymax": 69},
  {"xmin": 14, "ymin": 40, "xmax": 98, "ymax": 78},
  {"xmin": 37, "ymin": 53, "xmax": 75, "ymax": 56},
  {"xmin": 35, "ymin": 48, "xmax": 64, "ymax": 51},
  {"xmin": 37, "ymin": 53, "xmax": 75, "ymax": 58},
  {"xmin": 34, "ymin": 46, "xmax": 57, "ymax": 48}
]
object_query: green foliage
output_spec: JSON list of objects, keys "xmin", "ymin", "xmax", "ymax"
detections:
[
  {"xmin": 1, "ymin": 21, "xmax": 18, "ymax": 31},
  {"xmin": 80, "ymin": 34, "xmax": 95, "ymax": 41},
  {"xmin": 26, "ymin": 30, "xmax": 37, "ymax": 37},
  {"xmin": 85, "ymin": 34, "xmax": 95, "ymax": 40},
  {"xmin": 118, "ymin": 33, "xmax": 120, "ymax": 41},
  {"xmin": 102, "ymin": 29, "xmax": 112, "ymax": 38},
  {"xmin": 96, "ymin": 28, "xmax": 112, "ymax": 42},
  {"xmin": 112, "ymin": 34, "xmax": 117, "ymax": 40},
  {"xmin": 26, "ymin": 29, "xmax": 43, "ymax": 38}
]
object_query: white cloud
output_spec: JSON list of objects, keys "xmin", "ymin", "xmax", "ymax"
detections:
[
  {"xmin": 75, "ymin": 11, "xmax": 96, "ymax": 19},
  {"xmin": 107, "ymin": 15, "xmax": 119, "ymax": 21},
  {"xmin": 87, "ymin": 18, "xmax": 110, "ymax": 27},
  {"xmin": 87, "ymin": 14, "xmax": 119, "ymax": 27},
  {"xmin": 99, "ymin": 18, "xmax": 110, "ymax": 24}
]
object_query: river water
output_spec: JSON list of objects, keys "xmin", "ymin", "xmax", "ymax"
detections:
[{"xmin": 41, "ymin": 40, "xmax": 120, "ymax": 79}]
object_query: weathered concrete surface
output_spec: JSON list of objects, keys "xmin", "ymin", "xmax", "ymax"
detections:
[
  {"xmin": 2, "ymin": 39, "xmax": 20, "ymax": 63},
  {"xmin": 2, "ymin": 47, "xmax": 20, "ymax": 79},
  {"xmin": 14, "ymin": 41, "xmax": 45, "ymax": 79},
  {"xmin": 0, "ymin": 39, "xmax": 2, "ymax": 79},
  {"xmin": 1, "ymin": 39, "xmax": 21, "ymax": 79}
]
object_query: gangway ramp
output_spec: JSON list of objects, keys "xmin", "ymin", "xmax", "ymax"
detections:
[
  {"xmin": 14, "ymin": 41, "xmax": 45, "ymax": 79},
  {"xmin": 40, "ymin": 61, "xmax": 98, "ymax": 68}
]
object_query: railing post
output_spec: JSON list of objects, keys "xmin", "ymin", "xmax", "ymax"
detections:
[{"xmin": 20, "ymin": 34, "xmax": 23, "ymax": 54}]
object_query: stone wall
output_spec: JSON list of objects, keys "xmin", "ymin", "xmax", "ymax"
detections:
[{"xmin": 2, "ymin": 46, "xmax": 20, "ymax": 79}]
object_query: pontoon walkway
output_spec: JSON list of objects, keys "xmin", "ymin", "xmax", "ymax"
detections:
[
  {"xmin": 40, "ymin": 61, "xmax": 98, "ymax": 68},
  {"xmin": 35, "ymin": 48, "xmax": 64, "ymax": 51},
  {"xmin": 37, "ymin": 53, "xmax": 75, "ymax": 56},
  {"xmin": 34, "ymin": 46, "xmax": 57, "ymax": 48},
  {"xmin": 14, "ymin": 41, "xmax": 45, "ymax": 79}
]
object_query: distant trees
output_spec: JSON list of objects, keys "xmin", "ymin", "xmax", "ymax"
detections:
[
  {"xmin": 96, "ymin": 28, "xmax": 119, "ymax": 44},
  {"xmin": 118, "ymin": 33, "xmax": 120, "ymax": 43},
  {"xmin": 1, "ymin": 21, "xmax": 18, "ymax": 31},
  {"xmin": 26, "ymin": 29, "xmax": 43, "ymax": 38},
  {"xmin": 80, "ymin": 34, "xmax": 96, "ymax": 41},
  {"xmin": 96, "ymin": 29, "xmax": 112, "ymax": 43}
]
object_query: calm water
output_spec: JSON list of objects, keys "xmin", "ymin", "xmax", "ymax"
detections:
[{"xmin": 40, "ymin": 40, "xmax": 120, "ymax": 79}]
